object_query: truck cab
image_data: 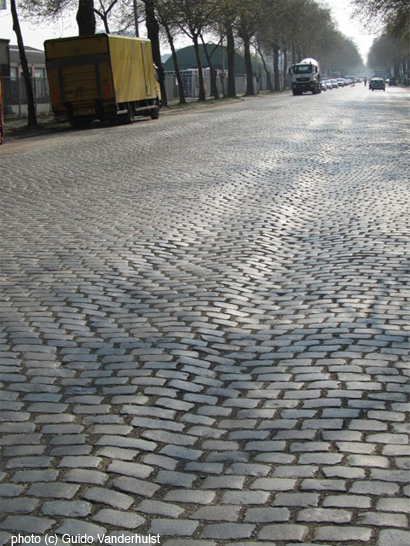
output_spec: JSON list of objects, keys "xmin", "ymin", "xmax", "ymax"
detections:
[{"xmin": 289, "ymin": 58, "xmax": 321, "ymax": 95}]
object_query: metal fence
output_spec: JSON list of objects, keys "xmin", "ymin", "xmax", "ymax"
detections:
[
  {"xmin": 164, "ymin": 70, "xmax": 276, "ymax": 100},
  {"xmin": 1, "ymin": 76, "xmax": 50, "ymax": 116},
  {"xmin": 2, "ymin": 71, "xmax": 280, "ymax": 117}
]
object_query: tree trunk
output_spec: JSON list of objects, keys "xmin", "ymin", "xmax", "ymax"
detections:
[
  {"xmin": 192, "ymin": 34, "xmax": 206, "ymax": 102},
  {"xmin": 243, "ymin": 36, "xmax": 254, "ymax": 96},
  {"xmin": 165, "ymin": 25, "xmax": 186, "ymax": 105},
  {"xmin": 133, "ymin": 0, "xmax": 139, "ymax": 37},
  {"xmin": 283, "ymin": 48, "xmax": 288, "ymax": 90},
  {"xmin": 10, "ymin": 0, "xmax": 37, "ymax": 127},
  {"xmin": 76, "ymin": 0, "xmax": 96, "ymax": 35},
  {"xmin": 145, "ymin": 0, "xmax": 167, "ymax": 107},
  {"xmin": 201, "ymin": 38, "xmax": 219, "ymax": 99},
  {"xmin": 256, "ymin": 44, "xmax": 273, "ymax": 92},
  {"xmin": 102, "ymin": 14, "xmax": 110, "ymax": 33},
  {"xmin": 291, "ymin": 42, "xmax": 296, "ymax": 65},
  {"xmin": 273, "ymin": 42, "xmax": 280, "ymax": 91},
  {"xmin": 226, "ymin": 25, "xmax": 236, "ymax": 98}
]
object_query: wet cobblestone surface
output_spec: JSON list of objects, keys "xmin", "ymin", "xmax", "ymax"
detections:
[{"xmin": 0, "ymin": 85, "xmax": 409, "ymax": 545}]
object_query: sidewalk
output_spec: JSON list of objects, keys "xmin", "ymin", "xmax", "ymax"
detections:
[{"xmin": 1, "ymin": 94, "xmax": 273, "ymax": 142}]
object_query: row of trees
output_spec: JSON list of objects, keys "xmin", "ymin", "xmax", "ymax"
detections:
[
  {"xmin": 352, "ymin": 0, "xmax": 410, "ymax": 82},
  {"xmin": 368, "ymin": 34, "xmax": 409, "ymax": 82},
  {"xmin": 352, "ymin": 0, "xmax": 409, "ymax": 42},
  {"xmin": 16, "ymin": 0, "xmax": 364, "ymax": 120},
  {"xmin": 13, "ymin": 0, "xmax": 408, "ymax": 126}
]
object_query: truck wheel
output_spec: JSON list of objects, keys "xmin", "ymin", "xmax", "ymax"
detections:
[{"xmin": 150, "ymin": 107, "xmax": 159, "ymax": 120}]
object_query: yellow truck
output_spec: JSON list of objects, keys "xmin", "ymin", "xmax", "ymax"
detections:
[{"xmin": 44, "ymin": 34, "xmax": 161, "ymax": 127}]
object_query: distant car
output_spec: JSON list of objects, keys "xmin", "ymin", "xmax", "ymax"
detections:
[
  {"xmin": 330, "ymin": 79, "xmax": 339, "ymax": 89},
  {"xmin": 389, "ymin": 77, "xmax": 397, "ymax": 86},
  {"xmin": 370, "ymin": 78, "xmax": 385, "ymax": 91},
  {"xmin": 320, "ymin": 81, "xmax": 327, "ymax": 92},
  {"xmin": 324, "ymin": 80, "xmax": 332, "ymax": 90},
  {"xmin": 337, "ymin": 78, "xmax": 345, "ymax": 87}
]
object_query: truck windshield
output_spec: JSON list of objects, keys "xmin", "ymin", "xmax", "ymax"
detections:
[{"xmin": 293, "ymin": 65, "xmax": 313, "ymax": 74}]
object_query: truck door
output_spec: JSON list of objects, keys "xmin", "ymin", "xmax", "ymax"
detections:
[{"xmin": 140, "ymin": 42, "xmax": 152, "ymax": 96}]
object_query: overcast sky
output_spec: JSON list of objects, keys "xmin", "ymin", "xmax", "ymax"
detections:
[
  {"xmin": 0, "ymin": 0, "xmax": 379, "ymax": 63},
  {"xmin": 323, "ymin": 0, "xmax": 378, "ymax": 62}
]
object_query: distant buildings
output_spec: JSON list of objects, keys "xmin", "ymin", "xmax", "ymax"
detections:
[{"xmin": 0, "ymin": 39, "xmax": 49, "ymax": 115}]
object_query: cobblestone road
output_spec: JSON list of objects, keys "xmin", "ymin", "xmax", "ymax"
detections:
[{"xmin": 0, "ymin": 85, "xmax": 409, "ymax": 546}]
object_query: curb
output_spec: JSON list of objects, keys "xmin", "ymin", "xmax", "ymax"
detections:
[{"xmin": 1, "ymin": 93, "xmax": 285, "ymax": 143}]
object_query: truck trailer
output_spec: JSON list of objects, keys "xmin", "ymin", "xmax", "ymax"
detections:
[
  {"xmin": 44, "ymin": 34, "xmax": 161, "ymax": 127},
  {"xmin": 288, "ymin": 58, "xmax": 321, "ymax": 95}
]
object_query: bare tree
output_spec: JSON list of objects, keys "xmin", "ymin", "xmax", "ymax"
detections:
[
  {"xmin": 225, "ymin": 20, "xmax": 236, "ymax": 97},
  {"xmin": 21, "ymin": 0, "xmax": 94, "ymax": 34},
  {"xmin": 368, "ymin": 33, "xmax": 408, "ymax": 82},
  {"xmin": 352, "ymin": 0, "xmax": 410, "ymax": 41},
  {"xmin": 172, "ymin": 0, "xmax": 218, "ymax": 102},
  {"xmin": 10, "ymin": 0, "xmax": 37, "ymax": 127},
  {"xmin": 257, "ymin": 0, "xmax": 290, "ymax": 91},
  {"xmin": 200, "ymin": 36, "xmax": 222, "ymax": 99},
  {"xmin": 93, "ymin": 0, "xmax": 120, "ymax": 33},
  {"xmin": 144, "ymin": 0, "xmax": 167, "ymax": 106},
  {"xmin": 154, "ymin": 0, "xmax": 186, "ymax": 104},
  {"xmin": 234, "ymin": 0, "xmax": 263, "ymax": 96},
  {"xmin": 214, "ymin": 0, "xmax": 237, "ymax": 97},
  {"xmin": 76, "ymin": 0, "xmax": 96, "ymax": 34},
  {"xmin": 254, "ymin": 36, "xmax": 273, "ymax": 92}
]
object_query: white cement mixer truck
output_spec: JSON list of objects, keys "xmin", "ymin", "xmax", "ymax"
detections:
[{"xmin": 288, "ymin": 58, "xmax": 321, "ymax": 95}]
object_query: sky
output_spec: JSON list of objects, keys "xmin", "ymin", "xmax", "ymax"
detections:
[
  {"xmin": 0, "ymin": 0, "xmax": 379, "ymax": 64},
  {"xmin": 322, "ymin": 0, "xmax": 378, "ymax": 63}
]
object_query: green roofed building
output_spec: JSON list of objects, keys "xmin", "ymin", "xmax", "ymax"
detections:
[
  {"xmin": 163, "ymin": 43, "xmax": 265, "ymax": 75},
  {"xmin": 162, "ymin": 43, "xmax": 273, "ymax": 98}
]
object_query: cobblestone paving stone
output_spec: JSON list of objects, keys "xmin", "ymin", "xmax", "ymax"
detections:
[{"xmin": 0, "ymin": 85, "xmax": 409, "ymax": 546}]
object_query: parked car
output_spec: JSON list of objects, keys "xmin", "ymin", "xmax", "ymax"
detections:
[
  {"xmin": 370, "ymin": 78, "xmax": 385, "ymax": 91},
  {"xmin": 337, "ymin": 78, "xmax": 345, "ymax": 87},
  {"xmin": 324, "ymin": 80, "xmax": 333, "ymax": 90},
  {"xmin": 320, "ymin": 80, "xmax": 327, "ymax": 92},
  {"xmin": 330, "ymin": 79, "xmax": 339, "ymax": 89}
]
